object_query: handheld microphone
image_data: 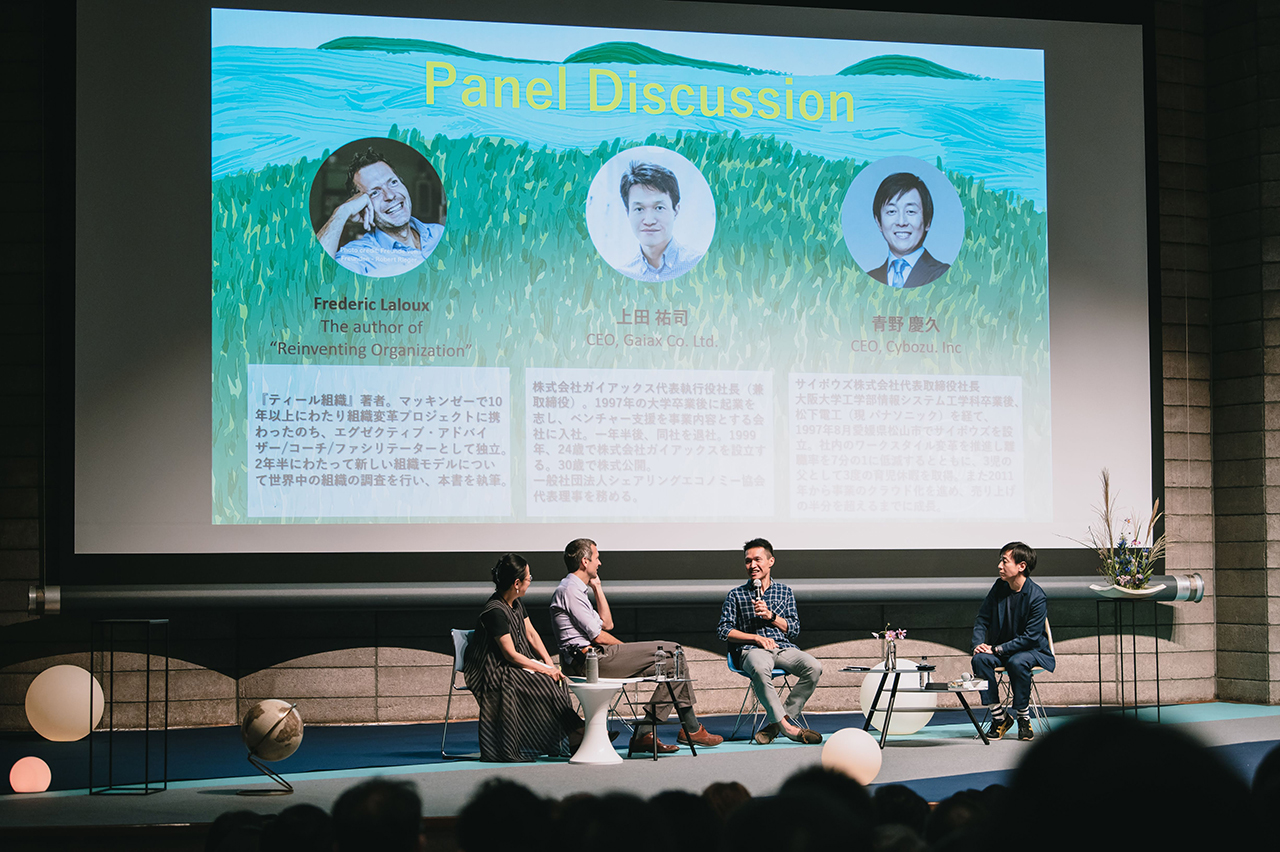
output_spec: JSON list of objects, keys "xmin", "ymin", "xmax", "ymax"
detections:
[{"xmin": 752, "ymin": 579, "xmax": 763, "ymax": 600}]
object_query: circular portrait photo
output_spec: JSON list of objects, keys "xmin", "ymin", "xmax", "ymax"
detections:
[
  {"xmin": 841, "ymin": 156, "xmax": 964, "ymax": 290},
  {"xmin": 309, "ymin": 138, "xmax": 447, "ymax": 278},
  {"xmin": 586, "ymin": 146, "xmax": 716, "ymax": 283}
]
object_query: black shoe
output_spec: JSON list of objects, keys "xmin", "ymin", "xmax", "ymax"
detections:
[
  {"xmin": 1017, "ymin": 717, "xmax": 1034, "ymax": 741},
  {"xmin": 986, "ymin": 714, "xmax": 1013, "ymax": 740}
]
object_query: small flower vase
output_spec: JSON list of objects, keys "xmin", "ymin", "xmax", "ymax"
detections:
[{"xmin": 885, "ymin": 638, "xmax": 897, "ymax": 670}]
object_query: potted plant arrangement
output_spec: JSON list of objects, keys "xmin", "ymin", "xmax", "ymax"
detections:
[{"xmin": 1078, "ymin": 469, "xmax": 1167, "ymax": 597}]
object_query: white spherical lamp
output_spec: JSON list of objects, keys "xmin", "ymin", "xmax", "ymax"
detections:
[
  {"xmin": 25, "ymin": 665, "xmax": 105, "ymax": 742},
  {"xmin": 9, "ymin": 756, "xmax": 52, "ymax": 793},
  {"xmin": 821, "ymin": 728, "xmax": 883, "ymax": 784},
  {"xmin": 859, "ymin": 659, "xmax": 936, "ymax": 735}
]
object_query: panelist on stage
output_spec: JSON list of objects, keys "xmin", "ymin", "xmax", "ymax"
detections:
[
  {"xmin": 970, "ymin": 541, "xmax": 1055, "ymax": 741},
  {"xmin": 463, "ymin": 554, "xmax": 585, "ymax": 762},
  {"xmin": 866, "ymin": 172, "xmax": 950, "ymax": 289},
  {"xmin": 550, "ymin": 537, "xmax": 723, "ymax": 754},
  {"xmin": 717, "ymin": 538, "xmax": 823, "ymax": 744}
]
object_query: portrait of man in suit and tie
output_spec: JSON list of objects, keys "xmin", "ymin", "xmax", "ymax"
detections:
[{"xmin": 866, "ymin": 172, "xmax": 951, "ymax": 289}]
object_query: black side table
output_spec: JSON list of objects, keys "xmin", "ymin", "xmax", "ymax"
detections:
[{"xmin": 89, "ymin": 619, "xmax": 169, "ymax": 794}]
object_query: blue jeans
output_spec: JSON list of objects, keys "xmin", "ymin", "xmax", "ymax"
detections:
[{"xmin": 739, "ymin": 646, "xmax": 823, "ymax": 725}]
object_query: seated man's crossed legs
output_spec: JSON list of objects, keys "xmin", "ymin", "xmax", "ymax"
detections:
[
  {"xmin": 971, "ymin": 650, "xmax": 1038, "ymax": 740},
  {"xmin": 590, "ymin": 641, "xmax": 722, "ymax": 753},
  {"xmin": 739, "ymin": 647, "xmax": 823, "ymax": 744}
]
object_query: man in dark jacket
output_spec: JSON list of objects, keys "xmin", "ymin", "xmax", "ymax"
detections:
[{"xmin": 971, "ymin": 541, "xmax": 1054, "ymax": 741}]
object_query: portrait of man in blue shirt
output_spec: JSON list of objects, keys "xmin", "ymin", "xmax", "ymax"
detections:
[
  {"xmin": 616, "ymin": 162, "xmax": 704, "ymax": 282},
  {"xmin": 866, "ymin": 172, "xmax": 950, "ymax": 289},
  {"xmin": 316, "ymin": 147, "xmax": 444, "ymax": 278}
]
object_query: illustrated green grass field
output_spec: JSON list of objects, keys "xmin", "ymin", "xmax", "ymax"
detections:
[{"xmin": 211, "ymin": 128, "xmax": 1048, "ymax": 523}]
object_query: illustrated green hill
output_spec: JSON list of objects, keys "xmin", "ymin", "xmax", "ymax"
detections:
[
  {"xmin": 562, "ymin": 41, "xmax": 776, "ymax": 75},
  {"xmin": 318, "ymin": 36, "xmax": 548, "ymax": 64},
  {"xmin": 319, "ymin": 36, "xmax": 777, "ymax": 74},
  {"xmin": 837, "ymin": 54, "xmax": 983, "ymax": 79}
]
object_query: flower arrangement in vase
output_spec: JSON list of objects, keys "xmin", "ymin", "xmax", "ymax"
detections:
[
  {"xmin": 1076, "ymin": 469, "xmax": 1166, "ymax": 594},
  {"xmin": 873, "ymin": 625, "xmax": 907, "ymax": 668}
]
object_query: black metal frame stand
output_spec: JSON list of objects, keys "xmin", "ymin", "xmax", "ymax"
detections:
[
  {"xmin": 1096, "ymin": 599, "xmax": 1162, "ymax": 722},
  {"xmin": 89, "ymin": 619, "xmax": 169, "ymax": 794}
]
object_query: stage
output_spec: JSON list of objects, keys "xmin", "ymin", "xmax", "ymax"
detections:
[{"xmin": 3, "ymin": 702, "xmax": 1280, "ymax": 836}]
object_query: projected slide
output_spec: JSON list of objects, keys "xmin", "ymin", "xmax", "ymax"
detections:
[{"xmin": 211, "ymin": 9, "xmax": 1048, "ymax": 526}]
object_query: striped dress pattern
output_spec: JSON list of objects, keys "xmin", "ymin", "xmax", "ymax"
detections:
[{"xmin": 462, "ymin": 594, "xmax": 581, "ymax": 762}]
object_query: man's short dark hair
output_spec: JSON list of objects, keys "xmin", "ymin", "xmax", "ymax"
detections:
[
  {"xmin": 346, "ymin": 147, "xmax": 394, "ymax": 196},
  {"xmin": 619, "ymin": 161, "xmax": 681, "ymax": 209},
  {"xmin": 872, "ymin": 172, "xmax": 934, "ymax": 229},
  {"xmin": 564, "ymin": 538, "xmax": 597, "ymax": 573},
  {"xmin": 1001, "ymin": 541, "xmax": 1036, "ymax": 575},
  {"xmin": 743, "ymin": 538, "xmax": 774, "ymax": 557},
  {"xmin": 332, "ymin": 778, "xmax": 422, "ymax": 852}
]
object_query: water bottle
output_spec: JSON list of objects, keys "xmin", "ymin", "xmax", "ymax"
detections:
[
  {"xmin": 919, "ymin": 655, "xmax": 930, "ymax": 686},
  {"xmin": 671, "ymin": 646, "xmax": 685, "ymax": 680},
  {"xmin": 654, "ymin": 645, "xmax": 669, "ymax": 680},
  {"xmin": 585, "ymin": 647, "xmax": 599, "ymax": 683}
]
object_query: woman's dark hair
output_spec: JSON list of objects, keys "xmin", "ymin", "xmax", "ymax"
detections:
[{"xmin": 492, "ymin": 553, "xmax": 530, "ymax": 591}]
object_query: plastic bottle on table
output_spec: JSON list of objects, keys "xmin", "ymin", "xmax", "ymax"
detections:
[
  {"xmin": 585, "ymin": 647, "xmax": 599, "ymax": 683},
  {"xmin": 653, "ymin": 645, "xmax": 669, "ymax": 680}
]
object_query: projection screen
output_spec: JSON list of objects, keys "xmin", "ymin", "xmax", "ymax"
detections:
[{"xmin": 69, "ymin": 0, "xmax": 1156, "ymax": 582}]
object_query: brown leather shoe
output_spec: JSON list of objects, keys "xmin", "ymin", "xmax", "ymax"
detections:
[
  {"xmin": 629, "ymin": 732, "xmax": 678, "ymax": 754},
  {"xmin": 677, "ymin": 724, "xmax": 724, "ymax": 748},
  {"xmin": 783, "ymin": 726, "xmax": 823, "ymax": 744},
  {"xmin": 754, "ymin": 722, "xmax": 780, "ymax": 745}
]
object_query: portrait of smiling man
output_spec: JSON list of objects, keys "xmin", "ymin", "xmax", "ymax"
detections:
[
  {"xmin": 316, "ymin": 147, "xmax": 444, "ymax": 278},
  {"xmin": 617, "ymin": 161, "xmax": 705, "ymax": 282},
  {"xmin": 866, "ymin": 171, "xmax": 951, "ymax": 289}
]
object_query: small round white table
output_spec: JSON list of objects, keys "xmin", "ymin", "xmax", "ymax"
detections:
[{"xmin": 566, "ymin": 679, "xmax": 626, "ymax": 765}]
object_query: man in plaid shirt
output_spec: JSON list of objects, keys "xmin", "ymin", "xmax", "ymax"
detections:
[{"xmin": 718, "ymin": 538, "xmax": 823, "ymax": 744}]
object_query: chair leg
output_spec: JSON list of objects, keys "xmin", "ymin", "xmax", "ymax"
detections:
[
  {"xmin": 441, "ymin": 678, "xmax": 480, "ymax": 760},
  {"xmin": 609, "ymin": 684, "xmax": 639, "ymax": 736},
  {"xmin": 729, "ymin": 684, "xmax": 756, "ymax": 740},
  {"xmin": 440, "ymin": 681, "xmax": 455, "ymax": 759},
  {"xmin": 1030, "ymin": 678, "xmax": 1050, "ymax": 734}
]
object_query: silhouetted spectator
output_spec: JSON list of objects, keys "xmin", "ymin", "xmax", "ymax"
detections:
[
  {"xmin": 649, "ymin": 790, "xmax": 720, "ymax": 852},
  {"xmin": 721, "ymin": 792, "xmax": 870, "ymax": 852},
  {"xmin": 205, "ymin": 810, "xmax": 269, "ymax": 852},
  {"xmin": 778, "ymin": 765, "xmax": 874, "ymax": 825},
  {"xmin": 924, "ymin": 790, "xmax": 988, "ymax": 849},
  {"xmin": 870, "ymin": 823, "xmax": 926, "ymax": 852},
  {"xmin": 1253, "ymin": 741, "xmax": 1280, "ymax": 831},
  {"xmin": 872, "ymin": 784, "xmax": 929, "ymax": 834},
  {"xmin": 261, "ymin": 804, "xmax": 332, "ymax": 852},
  {"xmin": 333, "ymin": 778, "xmax": 424, "ymax": 852},
  {"xmin": 557, "ymin": 792, "xmax": 653, "ymax": 852},
  {"xmin": 458, "ymin": 778, "xmax": 553, "ymax": 852},
  {"xmin": 1009, "ymin": 713, "xmax": 1254, "ymax": 850},
  {"xmin": 701, "ymin": 780, "xmax": 752, "ymax": 823}
]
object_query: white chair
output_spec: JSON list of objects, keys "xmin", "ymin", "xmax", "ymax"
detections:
[
  {"xmin": 440, "ymin": 628, "xmax": 480, "ymax": 760},
  {"xmin": 992, "ymin": 620, "xmax": 1055, "ymax": 735}
]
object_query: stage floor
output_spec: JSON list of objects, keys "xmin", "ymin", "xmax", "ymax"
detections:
[{"xmin": 3, "ymin": 703, "xmax": 1280, "ymax": 829}]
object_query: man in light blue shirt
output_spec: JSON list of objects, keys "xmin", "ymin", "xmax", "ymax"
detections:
[
  {"xmin": 866, "ymin": 172, "xmax": 950, "ymax": 289},
  {"xmin": 550, "ymin": 537, "xmax": 722, "ymax": 754},
  {"xmin": 615, "ymin": 162, "xmax": 704, "ymax": 282},
  {"xmin": 316, "ymin": 148, "xmax": 443, "ymax": 278}
]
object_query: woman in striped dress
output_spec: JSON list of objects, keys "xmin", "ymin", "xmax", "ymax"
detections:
[{"xmin": 463, "ymin": 553, "xmax": 585, "ymax": 761}]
